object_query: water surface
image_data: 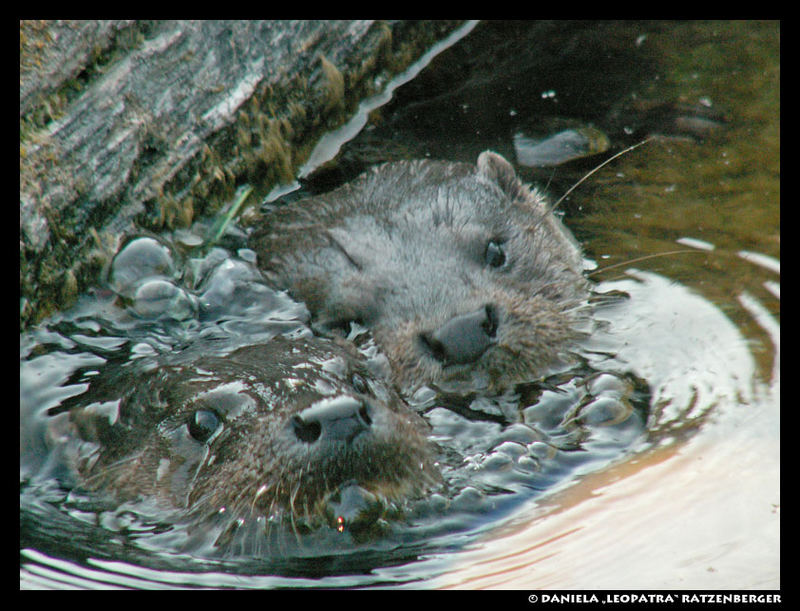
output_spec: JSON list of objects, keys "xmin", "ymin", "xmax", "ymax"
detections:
[{"xmin": 20, "ymin": 20, "xmax": 779, "ymax": 589}]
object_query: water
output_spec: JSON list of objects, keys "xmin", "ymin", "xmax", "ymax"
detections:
[
  {"xmin": 20, "ymin": 21, "xmax": 779, "ymax": 589},
  {"xmin": 19, "ymin": 233, "xmax": 650, "ymax": 585},
  {"xmin": 429, "ymin": 21, "xmax": 780, "ymax": 589}
]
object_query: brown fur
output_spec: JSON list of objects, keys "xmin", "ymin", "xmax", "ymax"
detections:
[
  {"xmin": 251, "ymin": 151, "xmax": 589, "ymax": 392},
  {"xmin": 71, "ymin": 337, "xmax": 438, "ymax": 526}
]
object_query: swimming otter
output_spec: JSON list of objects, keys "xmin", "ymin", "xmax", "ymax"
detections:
[
  {"xmin": 250, "ymin": 151, "xmax": 589, "ymax": 393},
  {"xmin": 59, "ymin": 336, "xmax": 439, "ymax": 541}
]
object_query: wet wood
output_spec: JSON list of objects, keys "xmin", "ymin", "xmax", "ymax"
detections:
[{"xmin": 20, "ymin": 20, "xmax": 462, "ymax": 329}]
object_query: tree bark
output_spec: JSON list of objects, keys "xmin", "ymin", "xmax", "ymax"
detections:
[{"xmin": 20, "ymin": 20, "xmax": 462, "ymax": 330}]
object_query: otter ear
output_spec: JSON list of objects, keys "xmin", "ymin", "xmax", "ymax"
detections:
[{"xmin": 476, "ymin": 151, "xmax": 528, "ymax": 202}]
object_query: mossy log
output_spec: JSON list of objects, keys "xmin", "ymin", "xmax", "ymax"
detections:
[{"xmin": 20, "ymin": 20, "xmax": 462, "ymax": 330}]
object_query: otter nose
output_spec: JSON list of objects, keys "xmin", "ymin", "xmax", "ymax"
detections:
[
  {"xmin": 292, "ymin": 396, "xmax": 372, "ymax": 444},
  {"xmin": 421, "ymin": 305, "xmax": 498, "ymax": 365}
]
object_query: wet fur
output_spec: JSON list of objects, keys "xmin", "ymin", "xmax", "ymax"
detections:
[
  {"xmin": 70, "ymin": 337, "xmax": 438, "ymax": 527},
  {"xmin": 251, "ymin": 152, "xmax": 589, "ymax": 392}
]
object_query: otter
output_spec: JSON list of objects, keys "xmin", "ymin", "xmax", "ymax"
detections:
[
  {"xmin": 250, "ymin": 151, "xmax": 589, "ymax": 393},
  {"xmin": 58, "ymin": 336, "xmax": 439, "ymax": 544}
]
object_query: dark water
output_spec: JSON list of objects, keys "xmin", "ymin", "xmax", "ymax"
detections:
[
  {"xmin": 428, "ymin": 21, "xmax": 779, "ymax": 589},
  {"xmin": 20, "ymin": 21, "xmax": 779, "ymax": 589}
]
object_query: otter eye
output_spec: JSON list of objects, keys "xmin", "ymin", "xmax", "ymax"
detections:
[
  {"xmin": 187, "ymin": 409, "xmax": 221, "ymax": 443},
  {"xmin": 351, "ymin": 373, "xmax": 370, "ymax": 395},
  {"xmin": 485, "ymin": 240, "xmax": 506, "ymax": 268}
]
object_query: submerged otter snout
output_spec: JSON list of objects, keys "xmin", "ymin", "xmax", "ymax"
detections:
[
  {"xmin": 291, "ymin": 396, "xmax": 372, "ymax": 444},
  {"xmin": 420, "ymin": 305, "xmax": 498, "ymax": 366}
]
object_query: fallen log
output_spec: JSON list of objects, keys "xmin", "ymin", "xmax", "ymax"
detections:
[{"xmin": 20, "ymin": 19, "xmax": 463, "ymax": 329}]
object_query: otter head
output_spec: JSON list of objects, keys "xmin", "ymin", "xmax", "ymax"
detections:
[
  {"xmin": 70, "ymin": 338, "xmax": 439, "ymax": 540},
  {"xmin": 253, "ymin": 151, "xmax": 589, "ymax": 393}
]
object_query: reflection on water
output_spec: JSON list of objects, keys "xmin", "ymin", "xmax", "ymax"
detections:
[
  {"xmin": 433, "ymin": 20, "xmax": 780, "ymax": 589},
  {"xmin": 434, "ymin": 269, "xmax": 779, "ymax": 589}
]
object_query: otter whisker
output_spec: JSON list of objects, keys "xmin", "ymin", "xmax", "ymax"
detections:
[
  {"xmin": 545, "ymin": 136, "xmax": 654, "ymax": 218},
  {"xmin": 80, "ymin": 450, "xmax": 145, "ymax": 490},
  {"xmin": 589, "ymin": 249, "xmax": 705, "ymax": 277}
]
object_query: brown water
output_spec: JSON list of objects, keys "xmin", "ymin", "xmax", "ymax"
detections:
[{"xmin": 431, "ymin": 20, "xmax": 780, "ymax": 589}]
